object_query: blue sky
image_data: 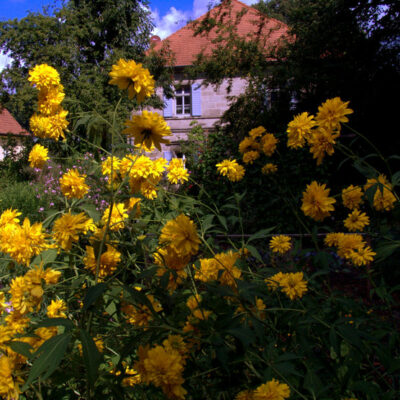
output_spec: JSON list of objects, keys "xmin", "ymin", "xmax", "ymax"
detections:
[{"xmin": 0, "ymin": 0, "xmax": 256, "ymax": 68}]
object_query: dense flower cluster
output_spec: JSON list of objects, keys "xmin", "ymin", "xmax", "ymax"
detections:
[
  {"xmin": 216, "ymin": 159, "xmax": 245, "ymax": 182},
  {"xmin": 239, "ymin": 126, "xmax": 278, "ymax": 169},
  {"xmin": 29, "ymin": 64, "xmax": 69, "ymax": 140},
  {"xmin": 167, "ymin": 158, "xmax": 189, "ymax": 184}
]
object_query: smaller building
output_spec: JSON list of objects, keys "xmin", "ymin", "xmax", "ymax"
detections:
[{"xmin": 0, "ymin": 108, "xmax": 29, "ymax": 161}]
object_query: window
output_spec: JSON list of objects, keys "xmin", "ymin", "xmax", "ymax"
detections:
[
  {"xmin": 163, "ymin": 83, "xmax": 202, "ymax": 118},
  {"xmin": 175, "ymin": 85, "xmax": 191, "ymax": 115}
]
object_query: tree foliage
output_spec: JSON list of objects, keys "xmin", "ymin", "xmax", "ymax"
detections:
[
  {"xmin": 0, "ymin": 0, "xmax": 172, "ymax": 148},
  {"xmin": 188, "ymin": 0, "xmax": 400, "ymax": 150}
]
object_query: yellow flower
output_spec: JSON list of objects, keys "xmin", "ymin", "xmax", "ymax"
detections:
[
  {"xmin": 0, "ymin": 355, "xmax": 23, "ymax": 400},
  {"xmin": 38, "ymin": 85, "xmax": 65, "ymax": 115},
  {"xmin": 269, "ymin": 235, "xmax": 292, "ymax": 254},
  {"xmin": 287, "ymin": 112, "xmax": 316, "ymax": 148},
  {"xmin": 261, "ymin": 163, "xmax": 278, "ymax": 175},
  {"xmin": 52, "ymin": 212, "xmax": 93, "ymax": 250},
  {"xmin": 349, "ymin": 245, "xmax": 376, "ymax": 266},
  {"xmin": 126, "ymin": 197, "xmax": 142, "ymax": 217},
  {"xmin": 154, "ymin": 245, "xmax": 190, "ymax": 271},
  {"xmin": 84, "ymin": 244, "xmax": 121, "ymax": 279},
  {"xmin": 28, "ymin": 144, "xmax": 49, "ymax": 169},
  {"xmin": 195, "ymin": 251, "xmax": 241, "ymax": 287},
  {"xmin": 60, "ymin": 169, "xmax": 89, "ymax": 199},
  {"xmin": 253, "ymin": 379, "xmax": 290, "ymax": 400},
  {"xmin": 261, "ymin": 133, "xmax": 278, "ymax": 156},
  {"xmin": 134, "ymin": 344, "xmax": 186, "ymax": 400},
  {"xmin": 316, "ymin": 97, "xmax": 353, "ymax": 131},
  {"xmin": 122, "ymin": 294, "xmax": 162, "ymax": 327},
  {"xmin": 342, "ymin": 185, "xmax": 363, "ymax": 210},
  {"xmin": 243, "ymin": 150, "xmax": 260, "ymax": 164},
  {"xmin": 101, "ymin": 203, "xmax": 128, "ymax": 231},
  {"xmin": 279, "ymin": 272, "xmax": 308, "ymax": 300},
  {"xmin": 344, "ymin": 209, "xmax": 370, "ymax": 232},
  {"xmin": 0, "ymin": 208, "xmax": 21, "ymax": 228},
  {"xmin": 216, "ymin": 159, "xmax": 245, "ymax": 182},
  {"xmin": 47, "ymin": 299, "xmax": 67, "ymax": 318},
  {"xmin": 0, "ymin": 218, "xmax": 48, "ymax": 266},
  {"xmin": 108, "ymin": 59, "xmax": 155, "ymax": 102},
  {"xmin": 265, "ymin": 271, "xmax": 286, "ymax": 291},
  {"xmin": 123, "ymin": 111, "xmax": 171, "ymax": 151},
  {"xmin": 308, "ymin": 127, "xmax": 339, "ymax": 165},
  {"xmin": 301, "ymin": 181, "xmax": 336, "ymax": 221},
  {"xmin": 101, "ymin": 156, "xmax": 121, "ymax": 181},
  {"xmin": 29, "ymin": 109, "xmax": 69, "ymax": 141},
  {"xmin": 167, "ymin": 166, "xmax": 189, "ymax": 184},
  {"xmin": 28, "ymin": 64, "xmax": 60, "ymax": 90},
  {"xmin": 336, "ymin": 233, "xmax": 364, "ymax": 258},
  {"xmin": 364, "ymin": 174, "xmax": 397, "ymax": 211},
  {"xmin": 249, "ymin": 126, "xmax": 266, "ymax": 139},
  {"xmin": 239, "ymin": 136, "xmax": 260, "ymax": 153},
  {"xmin": 159, "ymin": 214, "xmax": 200, "ymax": 257}
]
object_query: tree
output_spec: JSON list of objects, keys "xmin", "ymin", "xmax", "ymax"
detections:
[{"xmin": 0, "ymin": 0, "xmax": 172, "ymax": 149}]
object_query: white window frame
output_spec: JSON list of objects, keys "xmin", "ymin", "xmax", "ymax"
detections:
[{"xmin": 174, "ymin": 84, "xmax": 192, "ymax": 116}]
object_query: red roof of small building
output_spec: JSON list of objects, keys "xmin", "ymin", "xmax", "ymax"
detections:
[
  {"xmin": 0, "ymin": 108, "xmax": 29, "ymax": 136},
  {"xmin": 152, "ymin": 0, "xmax": 289, "ymax": 67}
]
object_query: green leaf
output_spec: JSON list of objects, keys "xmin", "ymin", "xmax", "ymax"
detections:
[
  {"xmin": 79, "ymin": 204, "xmax": 101, "ymax": 222},
  {"xmin": 217, "ymin": 215, "xmax": 228, "ymax": 230},
  {"xmin": 82, "ymin": 283, "xmax": 107, "ymax": 311},
  {"xmin": 304, "ymin": 368, "xmax": 323, "ymax": 397},
  {"xmin": 80, "ymin": 329, "xmax": 101, "ymax": 385},
  {"xmin": 35, "ymin": 318, "xmax": 74, "ymax": 330},
  {"xmin": 247, "ymin": 227, "xmax": 275, "ymax": 243},
  {"xmin": 245, "ymin": 244, "xmax": 263, "ymax": 262},
  {"xmin": 376, "ymin": 241, "xmax": 400, "ymax": 262},
  {"xmin": 202, "ymin": 214, "xmax": 214, "ymax": 233},
  {"xmin": 10, "ymin": 341, "xmax": 33, "ymax": 358},
  {"xmin": 30, "ymin": 249, "xmax": 58, "ymax": 267},
  {"xmin": 226, "ymin": 327, "xmax": 255, "ymax": 348},
  {"xmin": 23, "ymin": 333, "xmax": 71, "ymax": 388}
]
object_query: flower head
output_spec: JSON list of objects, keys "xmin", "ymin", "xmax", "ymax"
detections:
[
  {"xmin": 261, "ymin": 163, "xmax": 278, "ymax": 175},
  {"xmin": 60, "ymin": 169, "xmax": 89, "ymax": 199},
  {"xmin": 52, "ymin": 212, "xmax": 93, "ymax": 250},
  {"xmin": 216, "ymin": 159, "xmax": 245, "ymax": 182},
  {"xmin": 316, "ymin": 97, "xmax": 353, "ymax": 131},
  {"xmin": 269, "ymin": 235, "xmax": 292, "ymax": 254},
  {"xmin": 28, "ymin": 64, "xmax": 60, "ymax": 91},
  {"xmin": 109, "ymin": 59, "xmax": 155, "ymax": 102},
  {"xmin": 279, "ymin": 272, "xmax": 308, "ymax": 300},
  {"xmin": 287, "ymin": 111, "xmax": 316, "ymax": 148},
  {"xmin": 261, "ymin": 133, "xmax": 278, "ymax": 156},
  {"xmin": 342, "ymin": 185, "xmax": 363, "ymax": 210},
  {"xmin": 239, "ymin": 137, "xmax": 260, "ymax": 153},
  {"xmin": 101, "ymin": 203, "xmax": 129, "ymax": 231},
  {"xmin": 253, "ymin": 378, "xmax": 290, "ymax": 400},
  {"xmin": 344, "ymin": 209, "xmax": 370, "ymax": 232},
  {"xmin": 308, "ymin": 127, "xmax": 338, "ymax": 165},
  {"xmin": 364, "ymin": 175, "xmax": 397, "ymax": 211},
  {"xmin": 243, "ymin": 150, "xmax": 260, "ymax": 164},
  {"xmin": 123, "ymin": 111, "xmax": 171, "ymax": 151},
  {"xmin": 301, "ymin": 181, "xmax": 336, "ymax": 221},
  {"xmin": 159, "ymin": 214, "xmax": 200, "ymax": 257},
  {"xmin": 84, "ymin": 244, "xmax": 121, "ymax": 279},
  {"xmin": 28, "ymin": 144, "xmax": 49, "ymax": 169},
  {"xmin": 249, "ymin": 126, "xmax": 266, "ymax": 139}
]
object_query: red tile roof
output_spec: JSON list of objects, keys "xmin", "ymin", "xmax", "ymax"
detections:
[
  {"xmin": 0, "ymin": 108, "xmax": 29, "ymax": 136},
  {"xmin": 152, "ymin": 0, "xmax": 289, "ymax": 67}
]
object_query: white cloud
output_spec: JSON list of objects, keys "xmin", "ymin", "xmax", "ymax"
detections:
[
  {"xmin": 151, "ymin": 0, "xmax": 257, "ymax": 39},
  {"xmin": 0, "ymin": 53, "xmax": 12, "ymax": 71},
  {"xmin": 151, "ymin": 7, "xmax": 191, "ymax": 39}
]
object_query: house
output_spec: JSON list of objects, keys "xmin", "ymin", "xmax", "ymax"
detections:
[
  {"xmin": 0, "ymin": 107, "xmax": 29, "ymax": 160},
  {"xmin": 149, "ymin": 0, "xmax": 288, "ymax": 156}
]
